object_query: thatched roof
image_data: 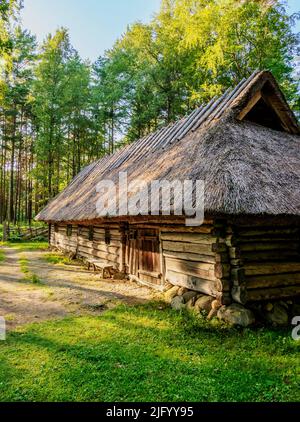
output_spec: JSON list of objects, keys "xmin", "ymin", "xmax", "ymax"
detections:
[{"xmin": 36, "ymin": 71, "xmax": 300, "ymax": 223}]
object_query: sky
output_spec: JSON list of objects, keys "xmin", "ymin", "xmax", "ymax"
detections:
[
  {"xmin": 21, "ymin": 0, "xmax": 300, "ymax": 63},
  {"xmin": 21, "ymin": 0, "xmax": 161, "ymax": 61}
]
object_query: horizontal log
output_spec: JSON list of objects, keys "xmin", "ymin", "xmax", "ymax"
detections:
[
  {"xmin": 93, "ymin": 244, "xmax": 120, "ymax": 254},
  {"xmin": 77, "ymin": 250, "xmax": 119, "ymax": 267},
  {"xmin": 237, "ymin": 228, "xmax": 299, "ymax": 237},
  {"xmin": 239, "ymin": 242, "xmax": 299, "ymax": 252},
  {"xmin": 238, "ymin": 236, "xmax": 300, "ymax": 244},
  {"xmin": 58, "ymin": 240, "xmax": 77, "ymax": 248},
  {"xmin": 163, "ymin": 250, "xmax": 217, "ymax": 264},
  {"xmin": 241, "ymin": 250, "xmax": 300, "ymax": 263},
  {"xmin": 244, "ymin": 262, "xmax": 300, "ymax": 276},
  {"xmin": 160, "ymin": 225, "xmax": 215, "ymax": 234},
  {"xmin": 78, "ymin": 239, "xmax": 93, "ymax": 248},
  {"xmin": 247, "ymin": 285, "xmax": 300, "ymax": 302},
  {"xmin": 62, "ymin": 245, "xmax": 77, "ymax": 253},
  {"xmin": 77, "ymin": 245, "xmax": 119, "ymax": 260},
  {"xmin": 246, "ymin": 272, "xmax": 300, "ymax": 289},
  {"xmin": 165, "ymin": 257, "xmax": 216, "ymax": 281},
  {"xmin": 126, "ymin": 217, "xmax": 213, "ymax": 225},
  {"xmin": 162, "ymin": 241, "xmax": 215, "ymax": 256},
  {"xmin": 160, "ymin": 232, "xmax": 218, "ymax": 245},
  {"xmin": 93, "ymin": 228, "xmax": 120, "ymax": 236},
  {"xmin": 92, "ymin": 251, "xmax": 119, "ymax": 263},
  {"xmin": 166, "ymin": 270, "xmax": 220, "ymax": 296},
  {"xmin": 93, "ymin": 234, "xmax": 121, "ymax": 244}
]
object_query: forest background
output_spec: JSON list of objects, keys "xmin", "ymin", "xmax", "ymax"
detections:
[{"xmin": 0, "ymin": 0, "xmax": 299, "ymax": 226}]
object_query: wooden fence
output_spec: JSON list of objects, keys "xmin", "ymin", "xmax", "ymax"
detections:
[{"xmin": 1, "ymin": 225, "xmax": 48, "ymax": 241}]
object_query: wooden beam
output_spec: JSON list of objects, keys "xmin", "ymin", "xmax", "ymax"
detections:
[
  {"xmin": 237, "ymin": 90, "xmax": 262, "ymax": 121},
  {"xmin": 262, "ymin": 92, "xmax": 299, "ymax": 134}
]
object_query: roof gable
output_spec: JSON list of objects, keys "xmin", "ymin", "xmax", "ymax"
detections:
[
  {"xmin": 234, "ymin": 71, "xmax": 300, "ymax": 135},
  {"xmin": 36, "ymin": 70, "xmax": 300, "ymax": 222}
]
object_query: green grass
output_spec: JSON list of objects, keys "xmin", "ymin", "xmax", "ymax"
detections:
[
  {"xmin": 0, "ymin": 249, "xmax": 4, "ymax": 263},
  {"xmin": 0, "ymin": 303, "xmax": 299, "ymax": 402},
  {"xmin": 43, "ymin": 253, "xmax": 73, "ymax": 266},
  {"xmin": 19, "ymin": 255, "xmax": 30, "ymax": 274},
  {"xmin": 1, "ymin": 241, "xmax": 49, "ymax": 251},
  {"xmin": 19, "ymin": 255, "xmax": 42, "ymax": 284}
]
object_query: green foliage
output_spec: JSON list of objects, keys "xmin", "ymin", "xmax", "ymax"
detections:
[
  {"xmin": 0, "ymin": 0, "xmax": 299, "ymax": 225},
  {"xmin": 0, "ymin": 1, "xmax": 21, "ymax": 57},
  {"xmin": 103, "ymin": 0, "xmax": 300, "ymax": 137},
  {"xmin": 0, "ymin": 303, "xmax": 299, "ymax": 401},
  {"xmin": 0, "ymin": 248, "xmax": 5, "ymax": 262}
]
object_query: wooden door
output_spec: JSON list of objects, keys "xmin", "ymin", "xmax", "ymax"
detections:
[{"xmin": 126, "ymin": 228, "xmax": 162, "ymax": 287}]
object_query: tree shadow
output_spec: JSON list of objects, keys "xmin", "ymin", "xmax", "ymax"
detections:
[{"xmin": 0, "ymin": 304, "xmax": 296, "ymax": 401}]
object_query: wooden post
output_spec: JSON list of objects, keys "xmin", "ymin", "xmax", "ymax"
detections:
[
  {"xmin": 120, "ymin": 223, "xmax": 128, "ymax": 274},
  {"xmin": 158, "ymin": 229, "xmax": 166, "ymax": 289}
]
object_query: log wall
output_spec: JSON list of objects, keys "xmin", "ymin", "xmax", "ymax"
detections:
[
  {"xmin": 50, "ymin": 223, "xmax": 122, "ymax": 270},
  {"xmin": 49, "ymin": 219, "xmax": 300, "ymax": 304},
  {"xmin": 161, "ymin": 221, "xmax": 231, "ymax": 305},
  {"xmin": 226, "ymin": 224, "xmax": 300, "ymax": 303}
]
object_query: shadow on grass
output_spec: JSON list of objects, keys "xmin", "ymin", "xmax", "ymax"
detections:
[{"xmin": 0, "ymin": 303, "xmax": 298, "ymax": 402}]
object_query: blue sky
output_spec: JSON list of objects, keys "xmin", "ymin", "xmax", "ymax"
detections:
[
  {"xmin": 21, "ymin": 0, "xmax": 299, "ymax": 62},
  {"xmin": 21, "ymin": 0, "xmax": 161, "ymax": 61}
]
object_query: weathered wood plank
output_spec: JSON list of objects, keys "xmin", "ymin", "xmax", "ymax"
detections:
[
  {"xmin": 246, "ymin": 272, "xmax": 300, "ymax": 289},
  {"xmin": 165, "ymin": 257, "xmax": 216, "ymax": 281},
  {"xmin": 247, "ymin": 285, "xmax": 300, "ymax": 302},
  {"xmin": 237, "ymin": 227, "xmax": 299, "ymax": 237},
  {"xmin": 162, "ymin": 241, "xmax": 215, "ymax": 256},
  {"xmin": 163, "ymin": 250, "xmax": 216, "ymax": 264},
  {"xmin": 239, "ymin": 242, "xmax": 299, "ymax": 252},
  {"xmin": 241, "ymin": 250, "xmax": 300, "ymax": 263},
  {"xmin": 245, "ymin": 262, "xmax": 300, "ymax": 276},
  {"xmin": 161, "ymin": 232, "xmax": 218, "ymax": 245},
  {"xmin": 166, "ymin": 270, "xmax": 220, "ymax": 296}
]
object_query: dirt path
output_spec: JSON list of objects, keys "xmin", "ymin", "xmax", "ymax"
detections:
[{"xmin": 0, "ymin": 246, "xmax": 159, "ymax": 331}]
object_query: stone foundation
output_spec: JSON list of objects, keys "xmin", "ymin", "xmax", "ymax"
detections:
[{"xmin": 164, "ymin": 284, "xmax": 300, "ymax": 327}]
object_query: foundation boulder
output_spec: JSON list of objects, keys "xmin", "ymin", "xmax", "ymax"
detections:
[
  {"xmin": 194, "ymin": 295, "xmax": 214, "ymax": 314},
  {"xmin": 265, "ymin": 303, "xmax": 289, "ymax": 326},
  {"xmin": 217, "ymin": 303, "xmax": 255, "ymax": 327},
  {"xmin": 182, "ymin": 291, "xmax": 198, "ymax": 304},
  {"xmin": 165, "ymin": 286, "xmax": 180, "ymax": 303},
  {"xmin": 171, "ymin": 296, "xmax": 185, "ymax": 311}
]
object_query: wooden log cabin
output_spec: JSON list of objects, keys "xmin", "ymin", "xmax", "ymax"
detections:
[{"xmin": 36, "ymin": 71, "xmax": 300, "ymax": 307}]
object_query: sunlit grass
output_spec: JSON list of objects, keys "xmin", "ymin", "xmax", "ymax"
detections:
[
  {"xmin": 19, "ymin": 255, "xmax": 42, "ymax": 285},
  {"xmin": 3, "ymin": 241, "xmax": 49, "ymax": 251},
  {"xmin": 43, "ymin": 253, "xmax": 73, "ymax": 266},
  {"xmin": 0, "ymin": 303, "xmax": 299, "ymax": 402}
]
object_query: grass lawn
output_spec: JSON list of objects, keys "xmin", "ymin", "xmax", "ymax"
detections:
[
  {"xmin": 43, "ymin": 252, "xmax": 76, "ymax": 266},
  {"xmin": 0, "ymin": 241, "xmax": 49, "ymax": 251},
  {"xmin": 0, "ymin": 303, "xmax": 299, "ymax": 402}
]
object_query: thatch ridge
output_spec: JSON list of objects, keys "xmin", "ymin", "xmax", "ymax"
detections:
[{"xmin": 36, "ymin": 71, "xmax": 300, "ymax": 222}]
